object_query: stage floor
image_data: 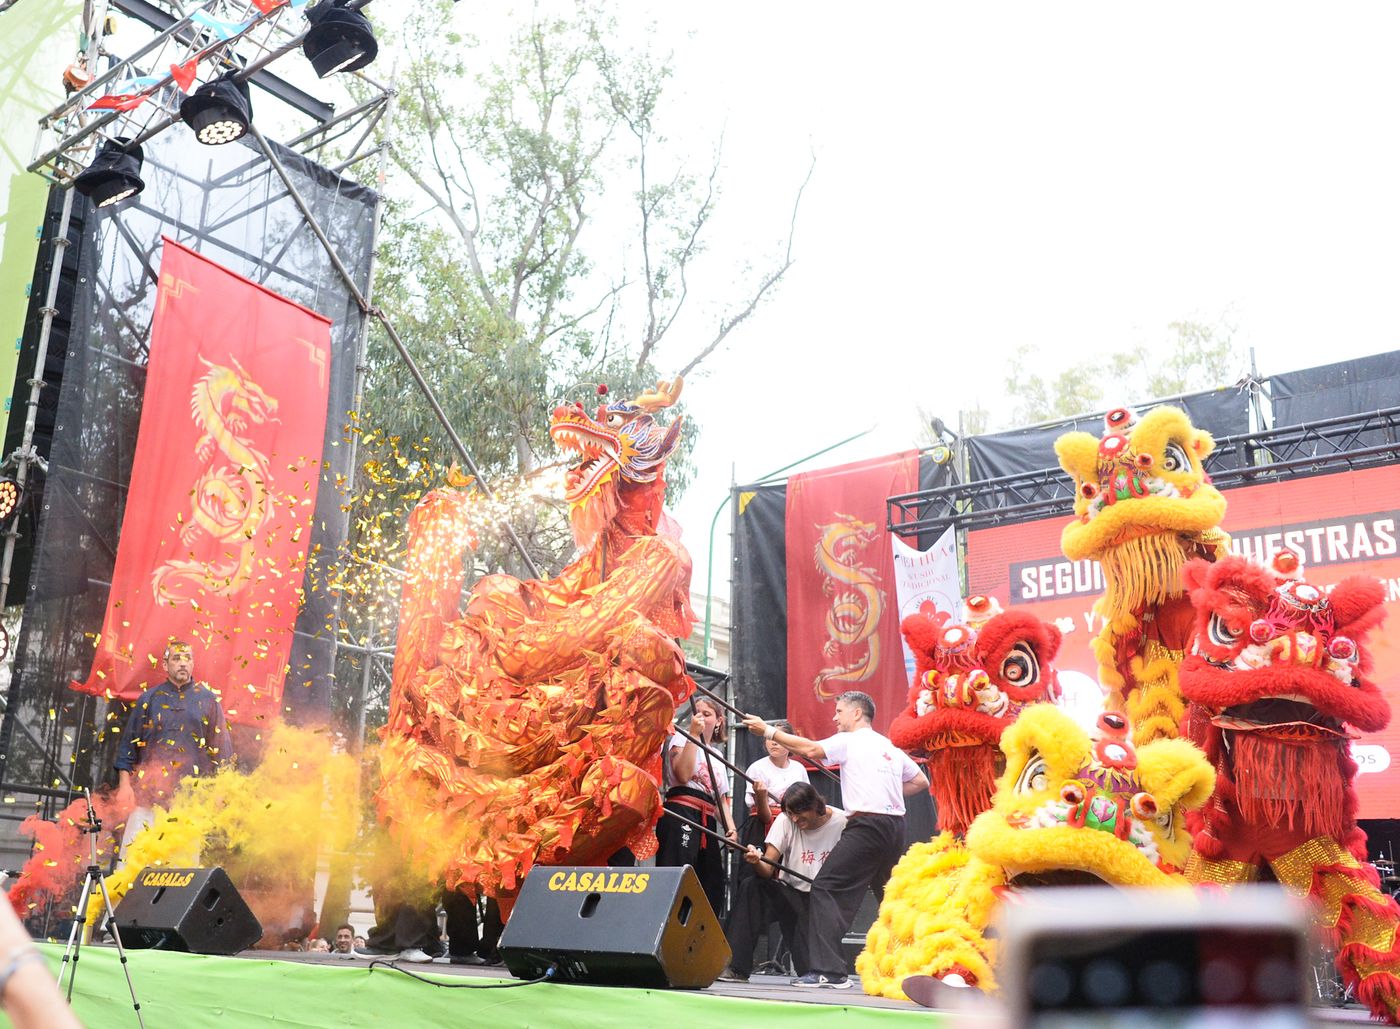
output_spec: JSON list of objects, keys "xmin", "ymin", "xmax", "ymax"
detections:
[{"xmin": 42, "ymin": 943, "xmax": 1375, "ymax": 1027}]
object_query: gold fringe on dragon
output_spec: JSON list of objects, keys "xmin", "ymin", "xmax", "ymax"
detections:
[{"xmin": 375, "ymin": 377, "xmax": 696, "ymax": 915}]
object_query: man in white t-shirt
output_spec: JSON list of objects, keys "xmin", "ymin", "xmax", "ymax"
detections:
[
  {"xmin": 743, "ymin": 690, "xmax": 928, "ymax": 990},
  {"xmin": 718, "ymin": 781, "xmax": 846, "ymax": 983}
]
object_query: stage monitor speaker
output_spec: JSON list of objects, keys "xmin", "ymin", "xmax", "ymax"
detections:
[
  {"xmin": 111, "ymin": 866, "xmax": 262, "ymax": 955},
  {"xmin": 499, "ymin": 864, "xmax": 729, "ymax": 988}
]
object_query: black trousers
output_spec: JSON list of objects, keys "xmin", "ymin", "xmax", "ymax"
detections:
[
  {"xmin": 443, "ymin": 890, "xmax": 503, "ymax": 960},
  {"xmin": 806, "ymin": 813, "xmax": 905, "ymax": 976},
  {"xmin": 656, "ymin": 793, "xmax": 726, "ymax": 917},
  {"xmin": 724, "ymin": 875, "xmax": 809, "ymax": 977},
  {"xmin": 365, "ymin": 897, "xmax": 441, "ymax": 954}
]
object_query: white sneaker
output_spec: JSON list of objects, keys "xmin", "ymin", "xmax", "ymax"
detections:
[{"xmin": 399, "ymin": 948, "xmax": 435, "ymax": 963}]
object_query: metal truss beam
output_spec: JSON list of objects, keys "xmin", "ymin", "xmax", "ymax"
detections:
[
  {"xmin": 28, "ymin": 0, "xmax": 389, "ymax": 186},
  {"xmin": 888, "ymin": 405, "xmax": 1400, "ymax": 538},
  {"xmin": 112, "ymin": 0, "xmax": 334, "ymax": 123}
]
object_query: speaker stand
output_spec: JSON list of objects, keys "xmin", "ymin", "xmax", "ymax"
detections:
[{"xmin": 57, "ymin": 788, "xmax": 145, "ymax": 1028}]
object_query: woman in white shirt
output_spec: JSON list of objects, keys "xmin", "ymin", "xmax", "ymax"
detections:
[
  {"xmin": 742, "ymin": 719, "xmax": 810, "ymax": 842},
  {"xmin": 656, "ymin": 697, "xmax": 738, "ymax": 916}
]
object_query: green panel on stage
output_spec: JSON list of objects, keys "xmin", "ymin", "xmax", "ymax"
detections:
[
  {"xmin": 35, "ymin": 943, "xmax": 947, "ymax": 1028},
  {"xmin": 0, "ymin": 0, "xmax": 83, "ymax": 419}
]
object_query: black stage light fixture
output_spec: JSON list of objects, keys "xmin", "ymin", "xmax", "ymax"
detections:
[
  {"xmin": 180, "ymin": 72, "xmax": 253, "ymax": 145},
  {"xmin": 303, "ymin": 0, "xmax": 378, "ymax": 78},
  {"xmin": 0, "ymin": 478, "xmax": 21, "ymax": 523},
  {"xmin": 73, "ymin": 138, "xmax": 145, "ymax": 208}
]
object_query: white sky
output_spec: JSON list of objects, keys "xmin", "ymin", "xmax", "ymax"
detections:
[
  {"xmin": 282, "ymin": 1, "xmax": 1400, "ymax": 603},
  {"xmin": 636, "ymin": 3, "xmax": 1400, "ymax": 599}
]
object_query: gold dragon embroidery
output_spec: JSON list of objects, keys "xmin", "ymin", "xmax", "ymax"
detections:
[
  {"xmin": 813, "ymin": 513, "xmax": 884, "ymax": 696},
  {"xmin": 151, "ymin": 357, "xmax": 279, "ymax": 604}
]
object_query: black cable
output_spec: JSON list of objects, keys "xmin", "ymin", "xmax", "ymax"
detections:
[{"xmin": 365, "ymin": 959, "xmax": 557, "ymax": 988}]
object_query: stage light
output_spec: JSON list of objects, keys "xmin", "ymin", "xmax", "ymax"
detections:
[
  {"xmin": 0, "ymin": 478, "xmax": 23, "ymax": 523},
  {"xmin": 180, "ymin": 73, "xmax": 252, "ymax": 145},
  {"xmin": 302, "ymin": 0, "xmax": 378, "ymax": 78},
  {"xmin": 73, "ymin": 139, "xmax": 145, "ymax": 208}
]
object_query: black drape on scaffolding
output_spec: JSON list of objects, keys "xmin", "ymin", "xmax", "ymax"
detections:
[
  {"xmin": 964, "ymin": 386, "xmax": 1253, "ymax": 482},
  {"xmin": 1269, "ymin": 352, "xmax": 1400, "ymax": 453},
  {"xmin": 0, "ymin": 129, "xmax": 375, "ymax": 846}
]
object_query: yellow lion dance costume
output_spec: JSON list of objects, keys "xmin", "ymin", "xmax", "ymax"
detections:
[
  {"xmin": 858, "ymin": 704, "xmax": 1214, "ymax": 999},
  {"xmin": 1055, "ymin": 406, "xmax": 1230, "ymax": 745}
]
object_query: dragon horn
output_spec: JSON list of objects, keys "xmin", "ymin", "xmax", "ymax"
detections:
[{"xmin": 632, "ymin": 375, "xmax": 684, "ymax": 412}]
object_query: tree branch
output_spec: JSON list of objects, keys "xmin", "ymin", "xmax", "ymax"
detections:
[{"xmin": 677, "ymin": 151, "xmax": 814, "ymax": 378}]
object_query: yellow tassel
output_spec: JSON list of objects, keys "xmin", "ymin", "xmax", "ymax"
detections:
[{"xmin": 1097, "ymin": 531, "xmax": 1189, "ymax": 622}]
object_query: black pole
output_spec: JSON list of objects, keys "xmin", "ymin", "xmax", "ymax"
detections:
[{"xmin": 663, "ymin": 805, "xmax": 813, "ymax": 884}]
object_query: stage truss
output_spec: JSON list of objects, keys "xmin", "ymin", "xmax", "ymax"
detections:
[
  {"xmin": 0, "ymin": 0, "xmax": 396, "ymax": 856},
  {"xmin": 888, "ymin": 404, "xmax": 1400, "ymax": 538}
]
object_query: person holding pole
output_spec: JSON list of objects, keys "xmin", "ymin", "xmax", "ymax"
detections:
[
  {"xmin": 656, "ymin": 697, "xmax": 737, "ymax": 917},
  {"xmin": 743, "ymin": 719, "xmax": 808, "ymax": 841},
  {"xmin": 718, "ymin": 781, "xmax": 845, "ymax": 983},
  {"xmin": 742, "ymin": 690, "xmax": 928, "ymax": 990}
]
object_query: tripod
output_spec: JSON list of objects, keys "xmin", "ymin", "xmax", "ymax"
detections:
[{"xmin": 56, "ymin": 788, "xmax": 145, "ymax": 1028}]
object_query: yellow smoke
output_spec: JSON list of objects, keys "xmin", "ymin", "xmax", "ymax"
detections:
[{"xmin": 87, "ymin": 724, "xmax": 361, "ymax": 935}]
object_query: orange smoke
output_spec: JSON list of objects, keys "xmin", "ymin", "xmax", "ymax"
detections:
[{"xmin": 9, "ymin": 790, "xmax": 132, "ymax": 920}]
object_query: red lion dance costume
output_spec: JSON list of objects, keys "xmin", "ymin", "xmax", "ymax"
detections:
[
  {"xmin": 376, "ymin": 378, "xmax": 696, "ymax": 915},
  {"xmin": 1181, "ymin": 551, "xmax": 1400, "ymax": 1023},
  {"xmin": 888, "ymin": 595, "xmax": 1062, "ymax": 836}
]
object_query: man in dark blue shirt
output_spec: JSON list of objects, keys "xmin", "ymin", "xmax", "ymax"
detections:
[{"xmin": 114, "ymin": 640, "xmax": 232, "ymax": 850}]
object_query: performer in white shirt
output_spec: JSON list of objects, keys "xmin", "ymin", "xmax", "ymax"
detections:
[
  {"xmin": 743, "ymin": 690, "xmax": 927, "ymax": 990},
  {"xmin": 743, "ymin": 719, "xmax": 809, "ymax": 841},
  {"xmin": 718, "ymin": 781, "xmax": 846, "ymax": 983}
]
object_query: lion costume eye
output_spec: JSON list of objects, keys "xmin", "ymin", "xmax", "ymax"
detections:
[
  {"xmin": 1015, "ymin": 754, "xmax": 1050, "ymax": 795},
  {"xmin": 1154, "ymin": 807, "xmax": 1174, "ymax": 840},
  {"xmin": 1161, "ymin": 441, "xmax": 1191, "ymax": 473},
  {"xmin": 1000, "ymin": 643, "xmax": 1040, "ymax": 689},
  {"xmin": 1207, "ymin": 612, "xmax": 1242, "ymax": 648}
]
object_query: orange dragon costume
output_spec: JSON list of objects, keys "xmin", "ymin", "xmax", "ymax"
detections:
[
  {"xmin": 1181, "ymin": 552, "xmax": 1400, "ymax": 1023},
  {"xmin": 376, "ymin": 378, "xmax": 696, "ymax": 914},
  {"xmin": 858, "ymin": 704, "xmax": 1214, "ymax": 999},
  {"xmin": 887, "ymin": 595, "xmax": 1062, "ymax": 837},
  {"xmin": 1056, "ymin": 406, "xmax": 1230, "ymax": 745}
]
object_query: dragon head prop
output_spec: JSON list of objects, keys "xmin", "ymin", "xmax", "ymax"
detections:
[
  {"xmin": 889, "ymin": 597, "xmax": 1063, "ymax": 835},
  {"xmin": 1056, "ymin": 406, "xmax": 1228, "ymax": 619},
  {"xmin": 965, "ymin": 704, "xmax": 1215, "ymax": 887},
  {"xmin": 1181, "ymin": 552, "xmax": 1389, "ymax": 842},
  {"xmin": 550, "ymin": 377, "xmax": 684, "ymax": 547}
]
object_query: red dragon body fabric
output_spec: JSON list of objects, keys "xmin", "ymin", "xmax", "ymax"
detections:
[
  {"xmin": 375, "ymin": 379, "xmax": 696, "ymax": 916},
  {"xmin": 1180, "ymin": 552, "xmax": 1400, "ymax": 1023},
  {"xmin": 888, "ymin": 596, "xmax": 1062, "ymax": 836}
]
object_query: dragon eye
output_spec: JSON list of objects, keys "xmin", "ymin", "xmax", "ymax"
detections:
[
  {"xmin": 1000, "ymin": 643, "xmax": 1039, "ymax": 688},
  {"xmin": 1016, "ymin": 754, "xmax": 1050, "ymax": 795},
  {"xmin": 606, "ymin": 412, "xmax": 627, "ymax": 428},
  {"xmin": 1207, "ymin": 613, "xmax": 1243, "ymax": 648},
  {"xmin": 1161, "ymin": 441, "xmax": 1191, "ymax": 473}
]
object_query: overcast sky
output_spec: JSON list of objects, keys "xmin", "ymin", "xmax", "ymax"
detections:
[
  {"xmin": 360, "ymin": 3, "xmax": 1400, "ymax": 602},
  {"xmin": 628, "ymin": 3, "xmax": 1400, "ymax": 599}
]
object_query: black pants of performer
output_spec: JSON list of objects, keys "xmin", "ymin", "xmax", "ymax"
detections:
[
  {"xmin": 443, "ymin": 890, "xmax": 504, "ymax": 962},
  {"xmin": 656, "ymin": 790, "xmax": 726, "ymax": 917},
  {"xmin": 365, "ymin": 897, "xmax": 443, "ymax": 956},
  {"xmin": 725, "ymin": 876, "xmax": 808, "ymax": 977},
  {"xmin": 806, "ymin": 813, "xmax": 905, "ymax": 977}
]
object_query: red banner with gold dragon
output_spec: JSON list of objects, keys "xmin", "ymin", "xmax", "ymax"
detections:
[
  {"xmin": 785, "ymin": 451, "xmax": 918, "ymax": 738},
  {"xmin": 72, "ymin": 238, "xmax": 332, "ymax": 726}
]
